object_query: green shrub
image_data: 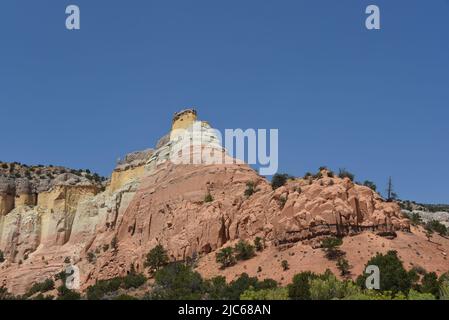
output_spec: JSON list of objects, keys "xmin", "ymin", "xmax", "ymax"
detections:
[
  {"xmin": 425, "ymin": 220, "xmax": 447, "ymax": 236},
  {"xmin": 241, "ymin": 287, "xmax": 289, "ymax": 300},
  {"xmin": 244, "ymin": 181, "xmax": 257, "ymax": 197},
  {"xmin": 363, "ymin": 180, "xmax": 377, "ymax": 192},
  {"xmin": 407, "ymin": 212, "xmax": 422, "ymax": 226},
  {"xmin": 439, "ymin": 281, "xmax": 449, "ymax": 300},
  {"xmin": 203, "ymin": 276, "xmax": 229, "ymax": 300},
  {"xmin": 408, "ymin": 289, "xmax": 436, "ymax": 300},
  {"xmin": 86, "ymin": 277, "xmax": 122, "ymax": 300},
  {"xmin": 439, "ymin": 272, "xmax": 449, "ymax": 283},
  {"xmin": 321, "ymin": 237, "xmax": 344, "ymax": 260},
  {"xmin": 225, "ymin": 273, "xmax": 259, "ymax": 300},
  {"xmin": 111, "ymin": 235, "xmax": 119, "ymax": 250},
  {"xmin": 122, "ymin": 272, "xmax": 147, "ymax": 289},
  {"xmin": 271, "ymin": 173, "xmax": 290, "ymax": 190},
  {"xmin": 256, "ymin": 278, "xmax": 278, "ymax": 290},
  {"xmin": 56, "ymin": 286, "xmax": 81, "ymax": 300},
  {"xmin": 151, "ymin": 263, "xmax": 204, "ymax": 300},
  {"xmin": 313, "ymin": 172, "xmax": 323, "ymax": 180},
  {"xmin": 309, "ymin": 274, "xmax": 360, "ymax": 300},
  {"xmin": 278, "ymin": 195, "xmax": 287, "ymax": 209},
  {"xmin": 25, "ymin": 279, "xmax": 55, "ymax": 298},
  {"xmin": 145, "ymin": 244, "xmax": 169, "ymax": 272},
  {"xmin": 281, "ymin": 260, "xmax": 289, "ymax": 271},
  {"xmin": 204, "ymin": 193, "xmax": 213, "ymax": 203},
  {"xmin": 338, "ymin": 169, "xmax": 355, "ymax": 181},
  {"xmin": 356, "ymin": 250, "xmax": 413, "ymax": 295},
  {"xmin": 87, "ymin": 252, "xmax": 96, "ymax": 263},
  {"xmin": 0, "ymin": 287, "xmax": 14, "ymax": 300},
  {"xmin": 206, "ymin": 273, "xmax": 276, "ymax": 300},
  {"xmin": 33, "ymin": 294, "xmax": 54, "ymax": 300},
  {"xmin": 215, "ymin": 247, "xmax": 236, "ymax": 269},
  {"xmin": 408, "ymin": 269, "xmax": 420, "ymax": 289},
  {"xmin": 234, "ymin": 240, "xmax": 255, "ymax": 261},
  {"xmin": 303, "ymin": 172, "xmax": 312, "ymax": 179},
  {"xmin": 337, "ymin": 258, "xmax": 351, "ymax": 276},
  {"xmin": 0, "ymin": 250, "xmax": 4, "ymax": 263},
  {"xmin": 410, "ymin": 265, "xmax": 427, "ymax": 276},
  {"xmin": 254, "ymin": 237, "xmax": 264, "ymax": 252},
  {"xmin": 343, "ymin": 290, "xmax": 405, "ymax": 300},
  {"xmin": 421, "ymin": 272, "xmax": 439, "ymax": 297},
  {"xmin": 288, "ymin": 271, "xmax": 317, "ymax": 300},
  {"xmin": 54, "ymin": 270, "xmax": 67, "ymax": 283}
]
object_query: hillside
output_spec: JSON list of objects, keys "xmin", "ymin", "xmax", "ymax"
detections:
[{"xmin": 0, "ymin": 110, "xmax": 448, "ymax": 299}]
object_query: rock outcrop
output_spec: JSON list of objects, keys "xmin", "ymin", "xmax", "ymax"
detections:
[
  {"xmin": 0, "ymin": 162, "xmax": 105, "ymax": 216},
  {"xmin": 0, "ymin": 110, "xmax": 439, "ymax": 295},
  {"xmin": 0, "ymin": 177, "xmax": 15, "ymax": 216},
  {"xmin": 0, "ymin": 175, "xmax": 102, "ymax": 262},
  {"xmin": 401, "ymin": 200, "xmax": 449, "ymax": 228},
  {"xmin": 109, "ymin": 149, "xmax": 153, "ymax": 193},
  {"xmin": 88, "ymin": 164, "xmax": 409, "ymax": 274}
]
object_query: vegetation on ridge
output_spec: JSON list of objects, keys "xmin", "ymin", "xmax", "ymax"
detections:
[{"xmin": 2, "ymin": 245, "xmax": 449, "ymax": 300}]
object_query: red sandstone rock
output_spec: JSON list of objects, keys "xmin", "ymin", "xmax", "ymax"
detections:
[{"xmin": 1, "ymin": 163, "xmax": 445, "ymax": 295}]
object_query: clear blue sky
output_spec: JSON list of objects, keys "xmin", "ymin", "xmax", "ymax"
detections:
[{"xmin": 0, "ymin": 0, "xmax": 448, "ymax": 203}]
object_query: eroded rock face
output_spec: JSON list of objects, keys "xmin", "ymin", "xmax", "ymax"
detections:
[
  {"xmin": 0, "ymin": 180, "xmax": 137, "ymax": 293},
  {"xmin": 0, "ymin": 164, "xmax": 105, "ymax": 292},
  {"xmin": 0, "ymin": 206, "xmax": 42, "ymax": 262},
  {"xmin": 0, "ymin": 162, "xmax": 105, "ymax": 216},
  {"xmin": 0, "ymin": 109, "xmax": 441, "ymax": 295},
  {"xmin": 0, "ymin": 158, "xmax": 413, "ymax": 294},
  {"xmin": 0, "ymin": 161, "xmax": 410, "ymax": 294},
  {"xmin": 0, "ymin": 177, "xmax": 15, "ymax": 216},
  {"xmin": 51, "ymin": 164, "xmax": 406, "ymax": 291},
  {"xmin": 0, "ymin": 184, "xmax": 100, "ymax": 261},
  {"xmin": 109, "ymin": 149, "xmax": 154, "ymax": 193},
  {"xmin": 105, "ymin": 166, "xmax": 409, "ymax": 262},
  {"xmin": 271, "ymin": 171, "xmax": 410, "ymax": 247}
]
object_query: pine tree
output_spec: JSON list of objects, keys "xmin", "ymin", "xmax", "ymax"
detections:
[
  {"xmin": 386, "ymin": 177, "xmax": 398, "ymax": 201},
  {"xmin": 145, "ymin": 244, "xmax": 169, "ymax": 272}
]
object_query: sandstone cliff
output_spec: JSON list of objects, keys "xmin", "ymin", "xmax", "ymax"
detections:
[
  {"xmin": 0, "ymin": 158, "xmax": 416, "ymax": 293},
  {"xmin": 0, "ymin": 112, "xmax": 447, "ymax": 295},
  {"xmin": 0, "ymin": 162, "xmax": 105, "ymax": 216}
]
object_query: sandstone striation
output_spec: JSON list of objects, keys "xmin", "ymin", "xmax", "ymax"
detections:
[
  {"xmin": 109, "ymin": 149, "xmax": 153, "ymax": 193},
  {"xmin": 0, "ymin": 162, "xmax": 105, "ymax": 216},
  {"xmin": 90, "ymin": 164, "xmax": 410, "ymax": 270}
]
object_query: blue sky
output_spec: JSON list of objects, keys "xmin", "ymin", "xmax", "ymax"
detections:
[{"xmin": 0, "ymin": 0, "xmax": 448, "ymax": 203}]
